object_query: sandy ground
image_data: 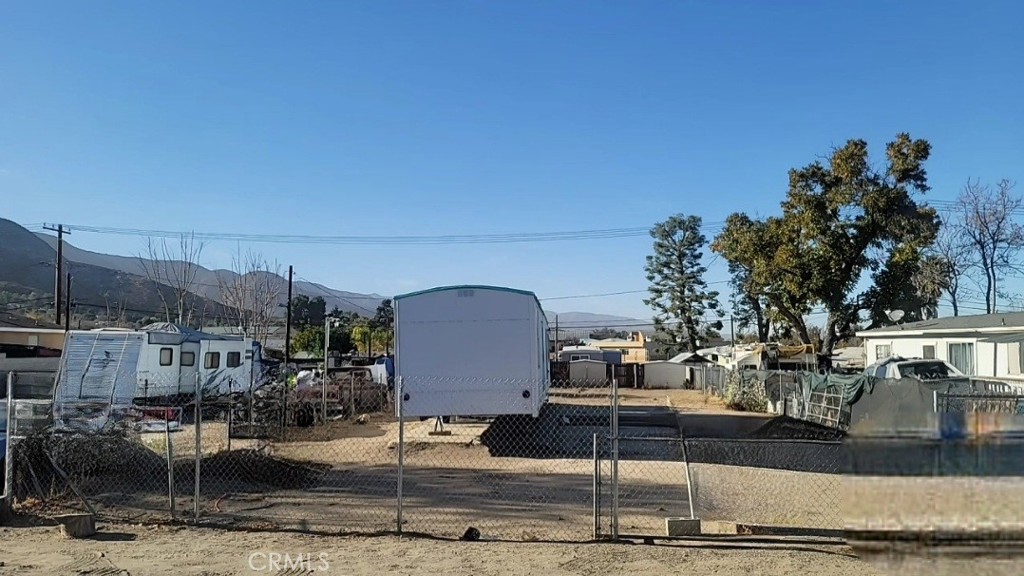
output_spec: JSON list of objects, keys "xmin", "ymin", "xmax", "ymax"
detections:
[
  {"xmin": 0, "ymin": 523, "xmax": 872, "ymax": 576},
  {"xmin": 548, "ymin": 388, "xmax": 731, "ymax": 412}
]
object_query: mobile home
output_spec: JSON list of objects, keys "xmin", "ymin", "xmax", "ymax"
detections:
[
  {"xmin": 394, "ymin": 285, "xmax": 550, "ymax": 418},
  {"xmin": 55, "ymin": 323, "xmax": 264, "ymax": 408}
]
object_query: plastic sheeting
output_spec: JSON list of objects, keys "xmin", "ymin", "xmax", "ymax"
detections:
[{"xmin": 799, "ymin": 372, "xmax": 875, "ymax": 405}]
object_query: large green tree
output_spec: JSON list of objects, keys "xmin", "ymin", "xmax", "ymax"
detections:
[
  {"xmin": 712, "ymin": 133, "xmax": 940, "ymax": 357},
  {"xmin": 728, "ymin": 261, "xmax": 770, "ymax": 343},
  {"xmin": 644, "ymin": 214, "xmax": 723, "ymax": 352},
  {"xmin": 290, "ymin": 295, "xmax": 327, "ymax": 331},
  {"xmin": 291, "ymin": 325, "xmax": 353, "ymax": 356}
]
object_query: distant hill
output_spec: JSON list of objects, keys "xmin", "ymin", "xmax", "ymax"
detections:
[
  {"xmin": 0, "ymin": 218, "xmax": 225, "ymax": 324},
  {"xmin": 35, "ymin": 230, "xmax": 385, "ymax": 316},
  {"xmin": 0, "ymin": 218, "xmax": 651, "ymax": 329}
]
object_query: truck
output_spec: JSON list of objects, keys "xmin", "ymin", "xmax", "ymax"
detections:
[{"xmin": 393, "ymin": 285, "xmax": 550, "ymax": 418}]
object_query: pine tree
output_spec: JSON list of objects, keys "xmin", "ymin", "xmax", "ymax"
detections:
[{"xmin": 644, "ymin": 214, "xmax": 723, "ymax": 352}]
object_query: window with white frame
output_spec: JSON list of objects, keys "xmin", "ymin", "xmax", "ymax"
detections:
[
  {"xmin": 875, "ymin": 344, "xmax": 891, "ymax": 360},
  {"xmin": 922, "ymin": 345, "xmax": 935, "ymax": 359},
  {"xmin": 947, "ymin": 342, "xmax": 975, "ymax": 375}
]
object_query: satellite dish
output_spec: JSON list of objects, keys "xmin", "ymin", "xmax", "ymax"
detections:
[{"xmin": 886, "ymin": 309, "xmax": 905, "ymax": 323}]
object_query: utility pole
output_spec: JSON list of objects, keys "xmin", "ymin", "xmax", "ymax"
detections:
[
  {"xmin": 284, "ymin": 265, "xmax": 293, "ymax": 369},
  {"xmin": 730, "ymin": 315, "xmax": 736, "ymax": 362},
  {"xmin": 554, "ymin": 314, "xmax": 559, "ymax": 360},
  {"xmin": 43, "ymin": 224, "xmax": 70, "ymax": 324},
  {"xmin": 64, "ymin": 272, "xmax": 72, "ymax": 332}
]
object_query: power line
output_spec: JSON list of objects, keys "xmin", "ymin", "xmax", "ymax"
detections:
[
  {"xmin": 57, "ymin": 221, "xmax": 726, "ymax": 246},
  {"xmin": 539, "ymin": 281, "xmax": 731, "ymax": 302}
]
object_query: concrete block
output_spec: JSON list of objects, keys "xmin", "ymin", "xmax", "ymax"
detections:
[
  {"xmin": 665, "ymin": 518, "xmax": 701, "ymax": 536},
  {"xmin": 665, "ymin": 518, "xmax": 739, "ymax": 537},
  {"xmin": 53, "ymin": 513, "xmax": 96, "ymax": 539}
]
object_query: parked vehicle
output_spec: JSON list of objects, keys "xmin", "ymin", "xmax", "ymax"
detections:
[
  {"xmin": 864, "ymin": 355, "xmax": 965, "ymax": 381},
  {"xmin": 231, "ymin": 366, "xmax": 387, "ymax": 430}
]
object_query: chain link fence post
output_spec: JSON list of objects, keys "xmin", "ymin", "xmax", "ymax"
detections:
[
  {"xmin": 396, "ymin": 375, "xmax": 404, "ymax": 535},
  {"xmin": 610, "ymin": 373, "xmax": 620, "ymax": 540},
  {"xmin": 592, "ymin": 432, "xmax": 600, "ymax": 539},
  {"xmin": 682, "ymin": 438, "xmax": 695, "ymax": 520},
  {"xmin": 193, "ymin": 372, "xmax": 202, "ymax": 521},
  {"xmin": 165, "ymin": 415, "xmax": 175, "ymax": 518},
  {"xmin": 3, "ymin": 371, "xmax": 14, "ymax": 506}
]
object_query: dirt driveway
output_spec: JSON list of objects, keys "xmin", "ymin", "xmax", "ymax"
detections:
[{"xmin": 0, "ymin": 523, "xmax": 873, "ymax": 576}]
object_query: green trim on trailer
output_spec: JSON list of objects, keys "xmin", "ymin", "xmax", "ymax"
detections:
[{"xmin": 394, "ymin": 285, "xmax": 544, "ymax": 311}]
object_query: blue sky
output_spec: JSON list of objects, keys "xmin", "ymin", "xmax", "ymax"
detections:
[{"xmin": 1, "ymin": 1, "xmax": 1022, "ymax": 321}]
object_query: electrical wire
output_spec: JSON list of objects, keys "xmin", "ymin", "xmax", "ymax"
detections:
[{"xmin": 56, "ymin": 221, "xmax": 726, "ymax": 246}]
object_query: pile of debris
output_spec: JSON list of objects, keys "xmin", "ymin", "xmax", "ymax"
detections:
[
  {"xmin": 11, "ymin": 431, "xmax": 166, "ymax": 502},
  {"xmin": 747, "ymin": 416, "xmax": 847, "ymax": 441},
  {"xmin": 173, "ymin": 449, "xmax": 330, "ymax": 489}
]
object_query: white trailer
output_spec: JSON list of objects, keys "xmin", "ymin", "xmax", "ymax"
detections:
[
  {"xmin": 55, "ymin": 323, "xmax": 264, "ymax": 408},
  {"xmin": 394, "ymin": 285, "xmax": 550, "ymax": 418}
]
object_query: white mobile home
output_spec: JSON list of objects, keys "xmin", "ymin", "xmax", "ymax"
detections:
[
  {"xmin": 394, "ymin": 285, "xmax": 550, "ymax": 418},
  {"xmin": 857, "ymin": 312, "xmax": 1024, "ymax": 384},
  {"xmin": 56, "ymin": 323, "xmax": 264, "ymax": 407}
]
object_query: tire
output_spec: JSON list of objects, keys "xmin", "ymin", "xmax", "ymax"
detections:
[{"xmin": 295, "ymin": 404, "xmax": 315, "ymax": 428}]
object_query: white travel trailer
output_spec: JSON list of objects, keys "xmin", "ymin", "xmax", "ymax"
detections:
[
  {"xmin": 394, "ymin": 285, "xmax": 550, "ymax": 418},
  {"xmin": 55, "ymin": 323, "xmax": 264, "ymax": 409}
]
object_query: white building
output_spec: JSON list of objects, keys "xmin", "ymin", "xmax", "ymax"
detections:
[{"xmin": 857, "ymin": 312, "xmax": 1024, "ymax": 382}]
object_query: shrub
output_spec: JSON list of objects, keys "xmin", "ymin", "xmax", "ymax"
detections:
[{"xmin": 724, "ymin": 370, "xmax": 768, "ymax": 412}]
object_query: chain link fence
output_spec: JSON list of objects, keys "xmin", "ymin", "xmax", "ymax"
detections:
[
  {"xmin": 3, "ymin": 366, "xmax": 857, "ymax": 541},
  {"xmin": 396, "ymin": 377, "xmax": 613, "ymax": 541}
]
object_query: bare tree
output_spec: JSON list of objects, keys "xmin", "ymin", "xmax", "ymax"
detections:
[
  {"xmin": 930, "ymin": 220, "xmax": 973, "ymax": 316},
  {"xmin": 102, "ymin": 290, "xmax": 130, "ymax": 327},
  {"xmin": 955, "ymin": 179, "xmax": 1024, "ymax": 313},
  {"xmin": 137, "ymin": 233, "xmax": 206, "ymax": 325},
  {"xmin": 217, "ymin": 247, "xmax": 283, "ymax": 346}
]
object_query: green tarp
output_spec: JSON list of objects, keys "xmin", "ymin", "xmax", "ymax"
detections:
[{"xmin": 799, "ymin": 372, "xmax": 875, "ymax": 405}]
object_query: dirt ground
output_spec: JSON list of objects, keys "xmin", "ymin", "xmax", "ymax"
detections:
[
  {"xmin": 0, "ymin": 523, "xmax": 873, "ymax": 576},
  {"xmin": 548, "ymin": 388, "xmax": 731, "ymax": 412}
]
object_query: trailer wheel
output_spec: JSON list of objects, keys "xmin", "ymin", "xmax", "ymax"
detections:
[{"xmin": 295, "ymin": 404, "xmax": 315, "ymax": 428}]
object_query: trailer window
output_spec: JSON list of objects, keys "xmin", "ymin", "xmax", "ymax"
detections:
[
  {"xmin": 227, "ymin": 351, "xmax": 241, "ymax": 368},
  {"xmin": 204, "ymin": 352, "xmax": 220, "ymax": 369},
  {"xmin": 181, "ymin": 351, "xmax": 196, "ymax": 367},
  {"xmin": 159, "ymin": 348, "xmax": 174, "ymax": 366}
]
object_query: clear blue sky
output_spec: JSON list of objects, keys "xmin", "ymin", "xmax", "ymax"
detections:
[{"xmin": 2, "ymin": 1, "xmax": 1022, "ymax": 321}]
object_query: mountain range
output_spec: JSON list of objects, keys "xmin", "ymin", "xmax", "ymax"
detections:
[{"xmin": 0, "ymin": 217, "xmax": 651, "ymax": 330}]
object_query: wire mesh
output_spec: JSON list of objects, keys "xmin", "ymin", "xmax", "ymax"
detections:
[
  {"xmin": 7, "ymin": 360, "xmax": 861, "ymax": 540},
  {"xmin": 684, "ymin": 438, "xmax": 846, "ymax": 530},
  {"xmin": 197, "ymin": 366, "xmax": 396, "ymax": 533},
  {"xmin": 397, "ymin": 377, "xmax": 612, "ymax": 541},
  {"xmin": 11, "ymin": 371, "xmax": 195, "ymax": 522},
  {"xmin": 611, "ymin": 437, "xmax": 693, "ymax": 536},
  {"xmin": 936, "ymin": 391, "xmax": 1024, "ymax": 414}
]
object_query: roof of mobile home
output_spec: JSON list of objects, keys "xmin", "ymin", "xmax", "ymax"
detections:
[
  {"xmin": 394, "ymin": 285, "xmax": 544, "ymax": 310},
  {"xmin": 856, "ymin": 312, "xmax": 1024, "ymax": 338},
  {"xmin": 139, "ymin": 322, "xmax": 244, "ymax": 343}
]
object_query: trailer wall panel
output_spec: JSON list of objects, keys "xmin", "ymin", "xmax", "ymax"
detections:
[{"xmin": 395, "ymin": 286, "xmax": 549, "ymax": 417}]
